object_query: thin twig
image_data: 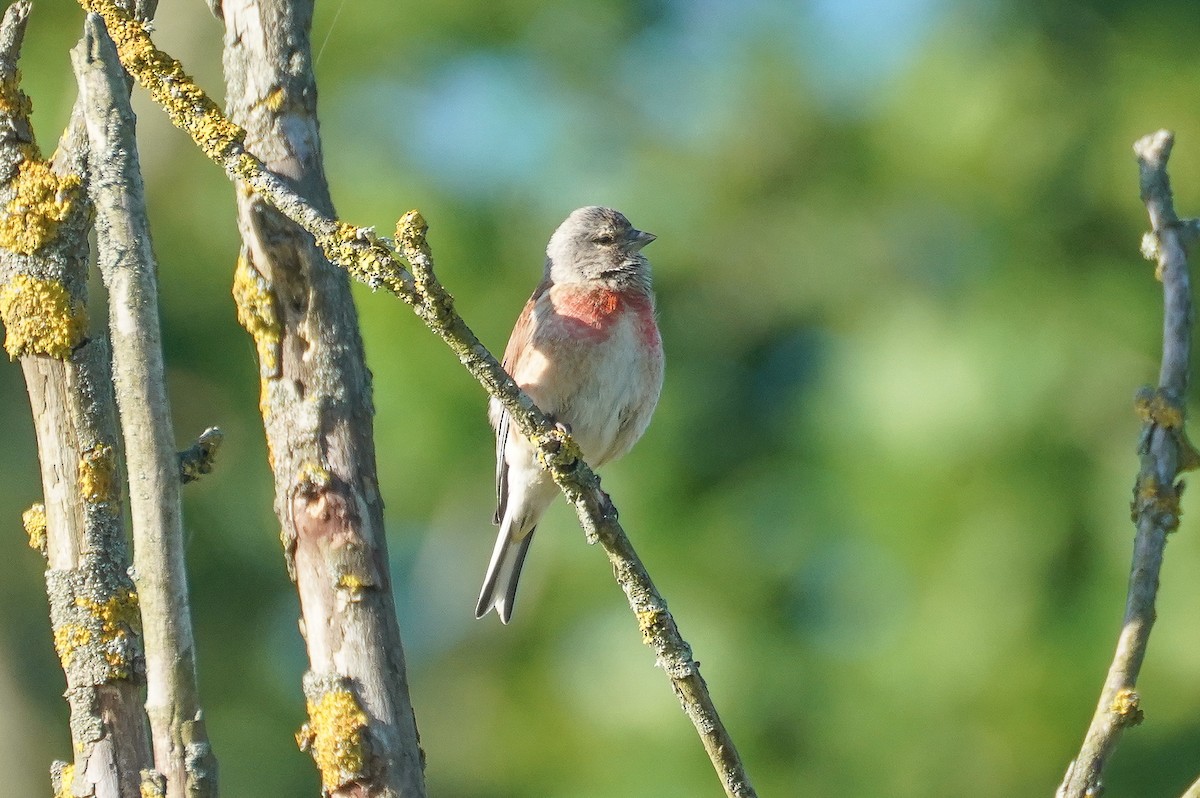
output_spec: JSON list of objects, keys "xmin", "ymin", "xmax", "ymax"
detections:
[
  {"xmin": 80, "ymin": 2, "xmax": 756, "ymax": 794},
  {"xmin": 178, "ymin": 427, "xmax": 223, "ymax": 484},
  {"xmin": 73, "ymin": 16, "xmax": 217, "ymax": 797},
  {"xmin": 1057, "ymin": 129, "xmax": 1196, "ymax": 797}
]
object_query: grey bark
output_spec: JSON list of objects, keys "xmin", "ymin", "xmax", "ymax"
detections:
[
  {"xmin": 218, "ymin": 1, "xmax": 426, "ymax": 794},
  {"xmin": 81, "ymin": 3, "xmax": 755, "ymax": 794},
  {"xmin": 1057, "ymin": 130, "xmax": 1196, "ymax": 797},
  {"xmin": 74, "ymin": 16, "xmax": 217, "ymax": 798},
  {"xmin": 0, "ymin": 3, "xmax": 153, "ymax": 796}
]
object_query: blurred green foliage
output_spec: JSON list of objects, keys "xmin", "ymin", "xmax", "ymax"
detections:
[{"xmin": 5, "ymin": 0, "xmax": 1200, "ymax": 795}]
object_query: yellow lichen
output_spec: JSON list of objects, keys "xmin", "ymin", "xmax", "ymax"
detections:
[
  {"xmin": 636, "ymin": 608, "xmax": 662, "ymax": 645},
  {"xmin": 53, "ymin": 763, "xmax": 75, "ymax": 798},
  {"xmin": 1135, "ymin": 387, "xmax": 1185, "ymax": 429},
  {"xmin": 0, "ymin": 71, "xmax": 32, "ymax": 119},
  {"xmin": 264, "ymin": 86, "xmax": 286, "ymax": 112},
  {"xmin": 1134, "ymin": 388, "xmax": 1200, "ymax": 471},
  {"xmin": 1131, "ymin": 473, "xmax": 1182, "ymax": 530},
  {"xmin": 232, "ymin": 151, "xmax": 259, "ymax": 182},
  {"xmin": 79, "ymin": 444, "xmax": 118, "ymax": 504},
  {"xmin": 297, "ymin": 461, "xmax": 332, "ymax": 490},
  {"xmin": 394, "ymin": 209, "xmax": 427, "ymax": 252},
  {"xmin": 296, "ymin": 687, "xmax": 369, "ymax": 791},
  {"xmin": 535, "ymin": 426, "xmax": 582, "ymax": 471},
  {"xmin": 81, "ymin": 587, "xmax": 141, "ymax": 674},
  {"xmin": 0, "ymin": 274, "xmax": 87, "ymax": 359},
  {"xmin": 22, "ymin": 502, "xmax": 46, "ymax": 554},
  {"xmin": 81, "ymin": 0, "xmax": 245, "ymax": 163},
  {"xmin": 336, "ymin": 572, "xmax": 374, "ymax": 602},
  {"xmin": 232, "ymin": 255, "xmax": 281, "ymax": 378},
  {"xmin": 54, "ymin": 586, "xmax": 140, "ymax": 678},
  {"xmin": 0, "ymin": 160, "xmax": 83, "ymax": 255},
  {"xmin": 84, "ymin": 587, "xmax": 141, "ymax": 637},
  {"xmin": 1111, "ymin": 688, "xmax": 1144, "ymax": 727},
  {"xmin": 140, "ymin": 772, "xmax": 166, "ymax": 798},
  {"xmin": 315, "ymin": 222, "xmax": 409, "ymax": 296},
  {"xmin": 53, "ymin": 622, "xmax": 92, "ymax": 671}
]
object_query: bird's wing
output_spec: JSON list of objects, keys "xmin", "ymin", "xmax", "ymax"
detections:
[{"xmin": 493, "ymin": 276, "xmax": 553, "ymax": 525}]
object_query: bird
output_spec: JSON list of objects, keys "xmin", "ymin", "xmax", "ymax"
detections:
[{"xmin": 476, "ymin": 206, "xmax": 665, "ymax": 623}]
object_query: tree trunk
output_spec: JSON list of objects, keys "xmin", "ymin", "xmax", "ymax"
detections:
[{"xmin": 218, "ymin": 1, "xmax": 426, "ymax": 794}]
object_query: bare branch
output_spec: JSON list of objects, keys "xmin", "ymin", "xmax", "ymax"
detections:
[
  {"xmin": 81, "ymin": 2, "xmax": 756, "ymax": 794},
  {"xmin": 0, "ymin": 2, "xmax": 153, "ymax": 795},
  {"xmin": 73, "ymin": 16, "xmax": 217, "ymax": 797},
  {"xmin": 396, "ymin": 214, "xmax": 758, "ymax": 798},
  {"xmin": 1057, "ymin": 129, "xmax": 1196, "ymax": 797}
]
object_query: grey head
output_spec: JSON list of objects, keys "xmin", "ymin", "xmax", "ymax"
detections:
[{"xmin": 545, "ymin": 206, "xmax": 656, "ymax": 290}]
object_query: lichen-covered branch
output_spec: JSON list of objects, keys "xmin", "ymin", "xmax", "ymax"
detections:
[
  {"xmin": 219, "ymin": 0, "xmax": 425, "ymax": 794},
  {"xmin": 81, "ymin": 2, "xmax": 756, "ymax": 795},
  {"xmin": 1056, "ymin": 130, "xmax": 1197, "ymax": 797},
  {"xmin": 73, "ymin": 17, "xmax": 217, "ymax": 797},
  {"xmin": 178, "ymin": 427, "xmax": 223, "ymax": 484},
  {"xmin": 81, "ymin": 0, "xmax": 413, "ymax": 299},
  {"xmin": 396, "ymin": 215, "xmax": 758, "ymax": 798},
  {"xmin": 0, "ymin": 3, "xmax": 153, "ymax": 796}
]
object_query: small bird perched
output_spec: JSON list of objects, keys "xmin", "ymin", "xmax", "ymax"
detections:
[{"xmin": 476, "ymin": 206, "xmax": 665, "ymax": 623}]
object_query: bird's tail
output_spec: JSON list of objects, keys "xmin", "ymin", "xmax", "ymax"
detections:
[{"xmin": 475, "ymin": 525, "xmax": 535, "ymax": 623}]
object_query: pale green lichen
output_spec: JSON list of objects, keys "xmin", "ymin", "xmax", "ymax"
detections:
[
  {"xmin": 0, "ymin": 274, "xmax": 87, "ymax": 359},
  {"xmin": 79, "ymin": 444, "xmax": 118, "ymax": 505},
  {"xmin": 22, "ymin": 501, "xmax": 46, "ymax": 554},
  {"xmin": 0, "ymin": 160, "xmax": 83, "ymax": 255},
  {"xmin": 232, "ymin": 255, "xmax": 281, "ymax": 378},
  {"xmin": 296, "ymin": 686, "xmax": 369, "ymax": 791}
]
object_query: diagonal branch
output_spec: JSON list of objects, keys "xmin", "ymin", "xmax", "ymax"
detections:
[
  {"xmin": 79, "ymin": 1, "xmax": 757, "ymax": 795},
  {"xmin": 1057, "ymin": 129, "xmax": 1197, "ymax": 797}
]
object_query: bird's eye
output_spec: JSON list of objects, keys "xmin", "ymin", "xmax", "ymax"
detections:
[{"xmin": 593, "ymin": 233, "xmax": 616, "ymax": 245}]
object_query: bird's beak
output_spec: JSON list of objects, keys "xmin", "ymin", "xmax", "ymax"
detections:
[{"xmin": 629, "ymin": 229, "xmax": 656, "ymax": 251}]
